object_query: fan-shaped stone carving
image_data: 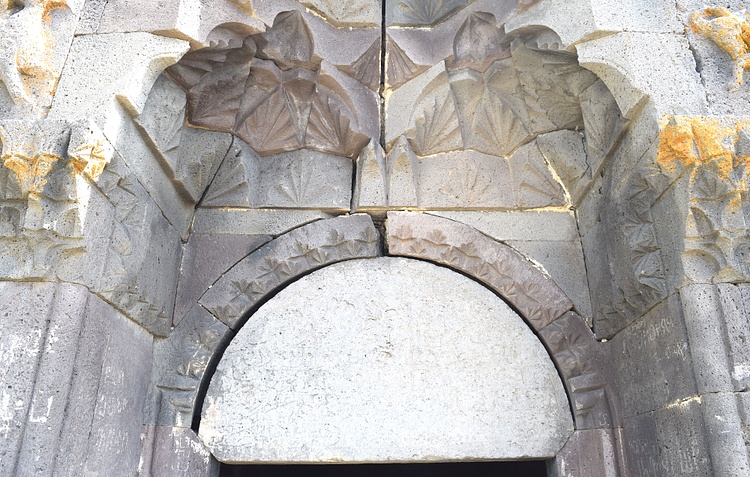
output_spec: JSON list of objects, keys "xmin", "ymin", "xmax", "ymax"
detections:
[
  {"xmin": 386, "ymin": 36, "xmax": 430, "ymax": 89},
  {"xmin": 167, "ymin": 11, "xmax": 374, "ymax": 159},
  {"xmin": 387, "ymin": 0, "xmax": 470, "ymax": 27},
  {"xmin": 340, "ymin": 38, "xmax": 381, "ymax": 90}
]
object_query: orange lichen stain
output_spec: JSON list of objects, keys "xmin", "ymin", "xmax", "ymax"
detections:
[
  {"xmin": 657, "ymin": 116, "xmax": 750, "ymax": 186},
  {"xmin": 40, "ymin": 0, "xmax": 68, "ymax": 21},
  {"xmin": 2, "ymin": 152, "xmax": 60, "ymax": 194},
  {"xmin": 690, "ymin": 7, "xmax": 750, "ymax": 87},
  {"xmin": 69, "ymin": 141, "xmax": 111, "ymax": 180}
]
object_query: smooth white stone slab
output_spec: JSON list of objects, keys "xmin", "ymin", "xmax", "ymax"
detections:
[{"xmin": 200, "ymin": 257, "xmax": 573, "ymax": 463}]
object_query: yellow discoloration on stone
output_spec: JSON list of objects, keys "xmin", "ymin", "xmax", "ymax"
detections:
[
  {"xmin": 0, "ymin": 0, "xmax": 68, "ymax": 107},
  {"xmin": 68, "ymin": 140, "xmax": 111, "ymax": 180},
  {"xmin": 2, "ymin": 151, "xmax": 60, "ymax": 195},
  {"xmin": 690, "ymin": 7, "xmax": 750, "ymax": 89},
  {"xmin": 657, "ymin": 116, "xmax": 750, "ymax": 186}
]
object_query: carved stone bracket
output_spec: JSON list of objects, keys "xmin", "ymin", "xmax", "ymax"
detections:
[{"xmin": 385, "ymin": 211, "xmax": 620, "ymax": 430}]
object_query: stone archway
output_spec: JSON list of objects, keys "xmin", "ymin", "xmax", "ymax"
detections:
[
  {"xmin": 151, "ymin": 213, "xmax": 622, "ymax": 476},
  {"xmin": 200, "ymin": 256, "xmax": 574, "ymax": 463}
]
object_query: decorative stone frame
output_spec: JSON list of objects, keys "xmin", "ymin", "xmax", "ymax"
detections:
[{"xmin": 151, "ymin": 212, "xmax": 623, "ymax": 476}]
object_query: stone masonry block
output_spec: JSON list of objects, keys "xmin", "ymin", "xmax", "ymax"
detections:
[
  {"xmin": 610, "ymin": 293, "xmax": 697, "ymax": 418},
  {"xmin": 386, "ymin": 212, "xmax": 573, "ymax": 329},
  {"xmin": 200, "ymin": 214, "xmax": 381, "ymax": 329},
  {"xmin": 174, "ymin": 234, "xmax": 271, "ymax": 326}
]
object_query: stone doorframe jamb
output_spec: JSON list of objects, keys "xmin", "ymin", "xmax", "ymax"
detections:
[{"xmin": 151, "ymin": 212, "xmax": 624, "ymax": 476}]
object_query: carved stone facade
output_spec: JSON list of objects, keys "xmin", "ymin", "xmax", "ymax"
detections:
[{"xmin": 2, "ymin": 0, "xmax": 750, "ymax": 476}]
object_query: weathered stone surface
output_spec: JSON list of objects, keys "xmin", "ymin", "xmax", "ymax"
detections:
[
  {"xmin": 352, "ymin": 139, "xmax": 387, "ymax": 210},
  {"xmin": 192, "ymin": 208, "xmax": 333, "ymax": 236},
  {"xmin": 302, "ymin": 0, "xmax": 381, "ymax": 27},
  {"xmin": 536, "ymin": 129, "xmax": 590, "ymax": 205},
  {"xmin": 701, "ymin": 392, "xmax": 750, "ymax": 476},
  {"xmin": 140, "ymin": 426, "xmax": 219, "ymax": 477},
  {"xmin": 201, "ymin": 142, "xmax": 353, "ymax": 210},
  {"xmin": 414, "ymin": 146, "xmax": 567, "ymax": 209},
  {"xmin": 255, "ymin": 150, "xmax": 353, "ymax": 209},
  {"xmin": 0, "ymin": 120, "xmax": 180, "ymax": 335},
  {"xmin": 0, "ymin": 0, "xmax": 84, "ymax": 118},
  {"xmin": 200, "ymin": 214, "xmax": 381, "ymax": 329},
  {"xmin": 201, "ymin": 257, "xmax": 574, "ymax": 463},
  {"xmin": 48, "ymin": 33, "xmax": 195, "ymax": 235},
  {"xmin": 152, "ymin": 305, "xmax": 230, "ymax": 428},
  {"xmin": 720, "ymin": 284, "xmax": 750, "ymax": 391},
  {"xmin": 684, "ymin": 6, "xmax": 750, "ymax": 115},
  {"xmin": 96, "ymin": 0, "xmax": 260, "ymax": 47},
  {"xmin": 135, "ymin": 75, "xmax": 232, "ymax": 204},
  {"xmin": 610, "ymin": 293, "xmax": 696, "ymax": 418},
  {"xmin": 579, "ymin": 79, "xmax": 628, "ymax": 181},
  {"xmin": 386, "ymin": 212, "xmax": 573, "ymax": 328},
  {"xmin": 541, "ymin": 312, "xmax": 618, "ymax": 430},
  {"xmin": 0, "ymin": 282, "xmax": 153, "ymax": 476},
  {"xmin": 55, "ymin": 293, "xmax": 153, "ymax": 476},
  {"xmin": 507, "ymin": 240, "xmax": 592, "ymax": 323},
  {"xmin": 577, "ymin": 32, "xmax": 706, "ymax": 118},
  {"xmin": 174, "ymin": 234, "xmax": 271, "ymax": 325},
  {"xmin": 428, "ymin": 210, "xmax": 579, "ymax": 242},
  {"xmin": 548, "ymin": 429, "xmax": 620, "ymax": 477},
  {"xmin": 622, "ymin": 399, "xmax": 711, "ymax": 477},
  {"xmin": 681, "ymin": 284, "xmax": 735, "ymax": 394},
  {"xmin": 166, "ymin": 11, "xmax": 377, "ymax": 159},
  {"xmin": 507, "ymin": 0, "xmax": 679, "ymax": 47}
]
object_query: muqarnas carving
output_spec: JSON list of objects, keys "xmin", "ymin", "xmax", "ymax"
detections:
[
  {"xmin": 167, "ymin": 11, "xmax": 375, "ymax": 159},
  {"xmin": 379, "ymin": 11, "xmax": 598, "ymax": 209}
]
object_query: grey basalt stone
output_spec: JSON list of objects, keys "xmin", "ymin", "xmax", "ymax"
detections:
[
  {"xmin": 152, "ymin": 305, "xmax": 231, "ymax": 428},
  {"xmin": 386, "ymin": 211, "xmax": 573, "ymax": 328},
  {"xmin": 623, "ymin": 399, "xmax": 711, "ymax": 477},
  {"xmin": 547, "ymin": 429, "xmax": 621, "ymax": 477},
  {"xmin": 199, "ymin": 214, "xmax": 381, "ymax": 329},
  {"xmin": 610, "ymin": 293, "xmax": 697, "ymax": 418},
  {"xmin": 541, "ymin": 312, "xmax": 619, "ymax": 430},
  {"xmin": 174, "ymin": 233, "xmax": 272, "ymax": 326},
  {"xmin": 141, "ymin": 426, "xmax": 219, "ymax": 477},
  {"xmin": 0, "ymin": 282, "xmax": 153, "ymax": 476}
]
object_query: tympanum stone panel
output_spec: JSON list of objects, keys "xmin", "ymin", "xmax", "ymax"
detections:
[{"xmin": 200, "ymin": 257, "xmax": 573, "ymax": 463}]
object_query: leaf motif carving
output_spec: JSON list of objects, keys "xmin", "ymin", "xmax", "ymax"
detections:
[
  {"xmin": 386, "ymin": 36, "xmax": 429, "ymax": 90},
  {"xmin": 168, "ymin": 11, "xmax": 370, "ymax": 159},
  {"xmin": 412, "ymin": 94, "xmax": 463, "ymax": 156},
  {"xmin": 391, "ymin": 0, "xmax": 469, "ymax": 26}
]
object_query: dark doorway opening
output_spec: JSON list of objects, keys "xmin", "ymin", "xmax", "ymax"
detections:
[{"xmin": 220, "ymin": 461, "xmax": 547, "ymax": 477}]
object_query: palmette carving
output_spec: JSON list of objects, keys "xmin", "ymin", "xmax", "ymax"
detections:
[
  {"xmin": 199, "ymin": 215, "xmax": 381, "ymax": 329},
  {"xmin": 168, "ymin": 11, "xmax": 374, "ymax": 159},
  {"xmin": 341, "ymin": 39, "xmax": 381, "ymax": 90},
  {"xmin": 389, "ymin": 0, "xmax": 469, "ymax": 27},
  {"xmin": 541, "ymin": 313, "xmax": 617, "ymax": 429},
  {"xmin": 386, "ymin": 36, "xmax": 429, "ymax": 90},
  {"xmin": 386, "ymin": 213, "xmax": 617, "ymax": 430}
]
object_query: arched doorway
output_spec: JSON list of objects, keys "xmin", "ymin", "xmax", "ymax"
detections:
[{"xmin": 198, "ymin": 257, "xmax": 573, "ymax": 465}]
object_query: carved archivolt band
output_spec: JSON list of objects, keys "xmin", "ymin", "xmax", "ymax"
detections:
[{"xmin": 157, "ymin": 213, "xmax": 619, "ymax": 435}]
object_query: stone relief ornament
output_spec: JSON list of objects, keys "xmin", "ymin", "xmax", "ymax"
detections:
[{"xmin": 167, "ymin": 10, "xmax": 372, "ymax": 159}]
